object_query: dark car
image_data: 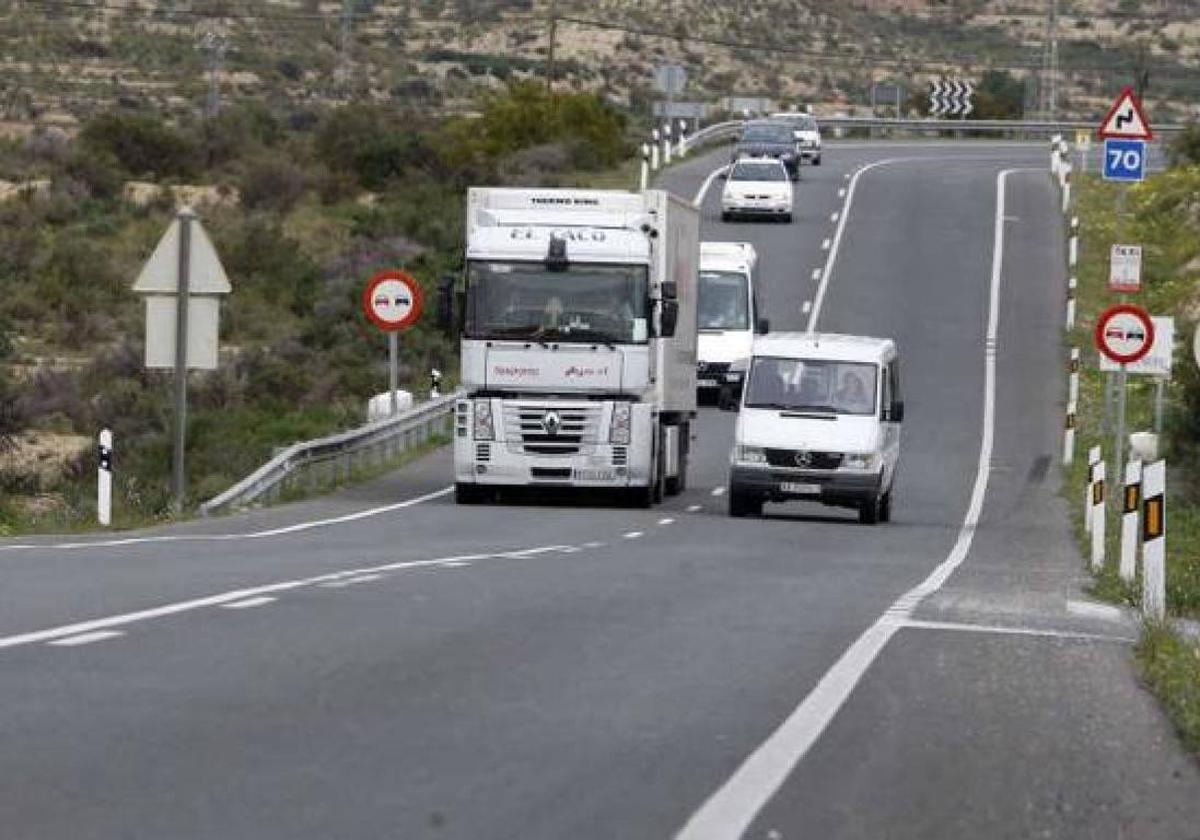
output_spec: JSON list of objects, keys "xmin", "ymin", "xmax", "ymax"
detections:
[{"xmin": 731, "ymin": 120, "xmax": 801, "ymax": 180}]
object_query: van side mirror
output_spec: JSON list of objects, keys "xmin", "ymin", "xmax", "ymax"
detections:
[
  {"xmin": 660, "ymin": 300, "xmax": 679, "ymax": 337},
  {"xmin": 886, "ymin": 400, "xmax": 905, "ymax": 423},
  {"xmin": 756, "ymin": 317, "xmax": 770, "ymax": 335}
]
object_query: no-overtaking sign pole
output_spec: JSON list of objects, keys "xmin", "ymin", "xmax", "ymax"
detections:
[
  {"xmin": 363, "ymin": 270, "xmax": 424, "ymax": 417},
  {"xmin": 1095, "ymin": 303, "xmax": 1155, "ymax": 516}
]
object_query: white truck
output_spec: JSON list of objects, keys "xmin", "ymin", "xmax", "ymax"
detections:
[{"xmin": 453, "ymin": 187, "xmax": 700, "ymax": 506}]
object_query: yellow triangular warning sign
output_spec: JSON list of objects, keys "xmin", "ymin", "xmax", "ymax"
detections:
[{"xmin": 1098, "ymin": 86, "xmax": 1153, "ymax": 140}]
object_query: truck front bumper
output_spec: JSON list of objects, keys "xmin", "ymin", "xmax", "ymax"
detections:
[{"xmin": 729, "ymin": 465, "xmax": 882, "ymax": 508}]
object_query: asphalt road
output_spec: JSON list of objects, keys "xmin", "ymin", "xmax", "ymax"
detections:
[{"xmin": 2, "ymin": 141, "xmax": 1197, "ymax": 840}]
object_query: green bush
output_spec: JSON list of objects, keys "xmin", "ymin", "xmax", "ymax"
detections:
[
  {"xmin": 79, "ymin": 112, "xmax": 201, "ymax": 180},
  {"xmin": 1169, "ymin": 124, "xmax": 1200, "ymax": 167}
]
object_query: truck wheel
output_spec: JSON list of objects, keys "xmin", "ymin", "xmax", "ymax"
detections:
[
  {"xmin": 721, "ymin": 211, "xmax": 732, "ymax": 222},
  {"xmin": 880, "ymin": 489, "xmax": 893, "ymax": 522},
  {"xmin": 728, "ymin": 491, "xmax": 762, "ymax": 518},
  {"xmin": 813, "ymin": 155, "xmax": 822, "ymax": 166},
  {"xmin": 858, "ymin": 495, "xmax": 881, "ymax": 525},
  {"xmin": 455, "ymin": 483, "xmax": 485, "ymax": 505},
  {"xmin": 665, "ymin": 423, "xmax": 688, "ymax": 496}
]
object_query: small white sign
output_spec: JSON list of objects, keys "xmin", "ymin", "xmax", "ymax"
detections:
[
  {"xmin": 1109, "ymin": 244, "xmax": 1142, "ymax": 293},
  {"xmin": 1101, "ymin": 315, "xmax": 1174, "ymax": 376}
]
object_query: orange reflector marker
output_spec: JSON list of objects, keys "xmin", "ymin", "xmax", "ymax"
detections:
[
  {"xmin": 1143, "ymin": 494, "xmax": 1164, "ymax": 541},
  {"xmin": 1124, "ymin": 484, "xmax": 1140, "ymax": 514},
  {"xmin": 1093, "ymin": 479, "xmax": 1105, "ymax": 506}
]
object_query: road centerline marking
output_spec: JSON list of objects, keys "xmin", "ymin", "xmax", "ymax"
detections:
[
  {"xmin": 676, "ymin": 167, "xmax": 1027, "ymax": 840},
  {"xmin": 623, "ymin": 531, "xmax": 644, "ymax": 540},
  {"xmin": 658, "ymin": 518, "xmax": 675, "ymax": 526},
  {"xmin": 711, "ymin": 487, "xmax": 726, "ymax": 497}
]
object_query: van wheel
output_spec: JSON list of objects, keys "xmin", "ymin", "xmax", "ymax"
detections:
[
  {"xmin": 880, "ymin": 489, "xmax": 893, "ymax": 523},
  {"xmin": 782, "ymin": 213, "xmax": 793, "ymax": 224},
  {"xmin": 858, "ymin": 495, "xmax": 881, "ymax": 525},
  {"xmin": 721, "ymin": 211, "xmax": 731, "ymax": 222},
  {"xmin": 729, "ymin": 491, "xmax": 762, "ymax": 518},
  {"xmin": 813, "ymin": 155, "xmax": 822, "ymax": 166}
]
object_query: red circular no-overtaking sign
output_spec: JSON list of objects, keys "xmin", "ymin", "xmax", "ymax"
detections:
[
  {"xmin": 1095, "ymin": 303, "xmax": 1154, "ymax": 365},
  {"xmin": 363, "ymin": 270, "xmax": 423, "ymax": 332}
]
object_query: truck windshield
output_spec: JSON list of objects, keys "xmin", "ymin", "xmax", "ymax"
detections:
[
  {"xmin": 745, "ymin": 357, "xmax": 878, "ymax": 415},
  {"xmin": 698, "ymin": 271, "xmax": 750, "ymax": 330},
  {"xmin": 466, "ymin": 261, "xmax": 650, "ymax": 344}
]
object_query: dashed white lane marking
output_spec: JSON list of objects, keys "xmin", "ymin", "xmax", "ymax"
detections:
[
  {"xmin": 801, "ymin": 300, "xmax": 813, "ymax": 315},
  {"xmin": 821, "ymin": 238, "xmax": 831, "ymax": 250},
  {"xmin": 1066, "ymin": 600, "xmax": 1125, "ymax": 621},
  {"xmin": 623, "ymin": 531, "xmax": 644, "ymax": 540},
  {"xmin": 838, "ymin": 187, "xmax": 847, "ymax": 197},
  {"xmin": 221, "ymin": 596, "xmax": 277, "ymax": 610},
  {"xmin": 711, "ymin": 487, "xmax": 727, "ymax": 497},
  {"xmin": 806, "ymin": 159, "xmax": 907, "ymax": 333},
  {"xmin": 48, "ymin": 630, "xmax": 124, "ymax": 647},
  {"xmin": 677, "ymin": 168, "xmax": 1027, "ymax": 840},
  {"xmin": 0, "ymin": 486, "xmax": 455, "ymax": 554},
  {"xmin": 829, "ymin": 211, "xmax": 839, "ymax": 223},
  {"xmin": 582, "ymin": 541, "xmax": 605, "ymax": 549},
  {"xmin": 658, "ymin": 518, "xmax": 675, "ymax": 526},
  {"xmin": 686, "ymin": 505, "xmax": 702, "ymax": 513},
  {"xmin": 810, "ymin": 268, "xmax": 822, "ymax": 281},
  {"xmin": 0, "ymin": 545, "xmax": 574, "ymax": 653}
]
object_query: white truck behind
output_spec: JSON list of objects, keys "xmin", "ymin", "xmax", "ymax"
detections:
[{"xmin": 453, "ymin": 187, "xmax": 700, "ymax": 506}]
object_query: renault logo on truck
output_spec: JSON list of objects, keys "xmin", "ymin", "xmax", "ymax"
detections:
[{"xmin": 541, "ymin": 411, "xmax": 562, "ymax": 436}]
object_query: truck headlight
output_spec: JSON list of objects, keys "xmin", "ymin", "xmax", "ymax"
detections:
[
  {"xmin": 737, "ymin": 445, "xmax": 767, "ymax": 465},
  {"xmin": 473, "ymin": 398, "xmax": 494, "ymax": 441},
  {"xmin": 842, "ymin": 453, "xmax": 878, "ymax": 471},
  {"xmin": 610, "ymin": 402, "xmax": 631, "ymax": 444}
]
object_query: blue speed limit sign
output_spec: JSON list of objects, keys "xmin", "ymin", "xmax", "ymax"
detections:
[{"xmin": 1103, "ymin": 138, "xmax": 1146, "ymax": 182}]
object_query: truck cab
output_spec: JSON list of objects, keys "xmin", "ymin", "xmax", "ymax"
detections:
[
  {"xmin": 453, "ymin": 188, "xmax": 699, "ymax": 507},
  {"xmin": 725, "ymin": 332, "xmax": 903, "ymax": 524}
]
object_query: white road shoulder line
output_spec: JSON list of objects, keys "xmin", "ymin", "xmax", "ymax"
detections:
[
  {"xmin": 801, "ymin": 300, "xmax": 812, "ymax": 315},
  {"xmin": 896, "ymin": 618, "xmax": 1134, "ymax": 644},
  {"xmin": 676, "ymin": 168, "xmax": 1025, "ymax": 840},
  {"xmin": 582, "ymin": 541, "xmax": 605, "ymax": 549},
  {"xmin": 693, "ymin": 165, "xmax": 729, "ymax": 207},
  {"xmin": 221, "ymin": 596, "xmax": 277, "ymax": 610},
  {"xmin": 1066, "ymin": 600, "xmax": 1125, "ymax": 621},
  {"xmin": 48, "ymin": 630, "xmax": 124, "ymax": 647},
  {"xmin": 0, "ymin": 486, "xmax": 454, "ymax": 554}
]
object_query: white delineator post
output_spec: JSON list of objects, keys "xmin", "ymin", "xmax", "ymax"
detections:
[
  {"xmin": 1068, "ymin": 347, "xmax": 1080, "ymax": 403},
  {"xmin": 1086, "ymin": 445, "xmax": 1101, "ymax": 532},
  {"xmin": 650, "ymin": 129, "xmax": 660, "ymax": 171},
  {"xmin": 1063, "ymin": 399, "xmax": 1077, "ymax": 466},
  {"xmin": 639, "ymin": 143, "xmax": 650, "ymax": 191},
  {"xmin": 1066, "ymin": 277, "xmax": 1077, "ymax": 330},
  {"xmin": 97, "ymin": 428, "xmax": 113, "ymax": 526},
  {"xmin": 1050, "ymin": 134, "xmax": 1062, "ymax": 177},
  {"xmin": 1062, "ymin": 163, "xmax": 1072, "ymax": 214},
  {"xmin": 662, "ymin": 122, "xmax": 673, "ymax": 166},
  {"xmin": 1141, "ymin": 459, "xmax": 1166, "ymax": 620},
  {"xmin": 676, "ymin": 120, "xmax": 687, "ymax": 157},
  {"xmin": 1068, "ymin": 217, "xmax": 1078, "ymax": 268},
  {"xmin": 1091, "ymin": 459, "xmax": 1106, "ymax": 571},
  {"xmin": 1119, "ymin": 459, "xmax": 1141, "ymax": 583}
]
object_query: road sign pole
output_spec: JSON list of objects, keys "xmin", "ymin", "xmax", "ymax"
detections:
[
  {"xmin": 1113, "ymin": 366, "xmax": 1127, "ymax": 516},
  {"xmin": 388, "ymin": 331, "xmax": 399, "ymax": 417},
  {"xmin": 172, "ymin": 208, "xmax": 193, "ymax": 513},
  {"xmin": 1154, "ymin": 377, "xmax": 1166, "ymax": 434}
]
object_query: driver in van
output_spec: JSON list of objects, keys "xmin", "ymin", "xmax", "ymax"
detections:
[{"xmin": 834, "ymin": 370, "xmax": 872, "ymax": 413}]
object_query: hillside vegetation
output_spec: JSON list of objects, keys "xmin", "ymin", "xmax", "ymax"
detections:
[{"xmin": 0, "ymin": 83, "xmax": 630, "ymax": 531}]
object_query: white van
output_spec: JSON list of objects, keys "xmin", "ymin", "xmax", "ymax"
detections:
[
  {"xmin": 697, "ymin": 242, "xmax": 764, "ymax": 402},
  {"xmin": 725, "ymin": 332, "xmax": 903, "ymax": 524}
]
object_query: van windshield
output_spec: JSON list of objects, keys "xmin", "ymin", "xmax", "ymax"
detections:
[
  {"xmin": 698, "ymin": 271, "xmax": 750, "ymax": 330},
  {"xmin": 745, "ymin": 357, "xmax": 878, "ymax": 415}
]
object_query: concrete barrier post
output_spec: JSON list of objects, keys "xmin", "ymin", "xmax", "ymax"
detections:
[
  {"xmin": 651, "ymin": 130, "xmax": 660, "ymax": 171},
  {"xmin": 1091, "ymin": 459, "xmax": 1106, "ymax": 570},
  {"xmin": 1141, "ymin": 459, "xmax": 1166, "ymax": 620},
  {"xmin": 1063, "ymin": 400, "xmax": 1077, "ymax": 466},
  {"xmin": 1086, "ymin": 445, "xmax": 1101, "ymax": 532},
  {"xmin": 1120, "ymin": 459, "xmax": 1142, "ymax": 583}
]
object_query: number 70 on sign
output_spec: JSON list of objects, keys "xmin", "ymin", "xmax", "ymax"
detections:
[{"xmin": 1103, "ymin": 138, "xmax": 1146, "ymax": 182}]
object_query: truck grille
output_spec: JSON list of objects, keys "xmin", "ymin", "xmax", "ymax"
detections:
[
  {"xmin": 765, "ymin": 449, "xmax": 844, "ymax": 470},
  {"xmin": 504, "ymin": 403, "xmax": 602, "ymax": 456}
]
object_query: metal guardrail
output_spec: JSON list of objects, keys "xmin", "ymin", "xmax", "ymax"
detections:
[
  {"xmin": 198, "ymin": 392, "xmax": 458, "ymax": 516},
  {"xmin": 680, "ymin": 116, "xmax": 1186, "ymax": 155}
]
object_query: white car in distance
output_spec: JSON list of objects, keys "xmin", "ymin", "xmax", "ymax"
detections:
[{"xmin": 721, "ymin": 158, "xmax": 793, "ymax": 223}]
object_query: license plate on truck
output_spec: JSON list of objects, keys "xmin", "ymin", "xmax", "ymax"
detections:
[
  {"xmin": 573, "ymin": 468, "xmax": 616, "ymax": 481},
  {"xmin": 781, "ymin": 482, "xmax": 820, "ymax": 495}
]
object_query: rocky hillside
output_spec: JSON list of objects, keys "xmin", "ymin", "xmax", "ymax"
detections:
[{"xmin": 1, "ymin": 0, "xmax": 1198, "ymax": 133}]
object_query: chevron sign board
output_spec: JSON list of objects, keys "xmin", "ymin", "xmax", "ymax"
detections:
[{"xmin": 929, "ymin": 79, "xmax": 975, "ymax": 117}]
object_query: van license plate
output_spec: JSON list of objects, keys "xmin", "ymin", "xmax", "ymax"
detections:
[{"xmin": 781, "ymin": 482, "xmax": 820, "ymax": 495}]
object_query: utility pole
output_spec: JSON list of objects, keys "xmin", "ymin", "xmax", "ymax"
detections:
[
  {"xmin": 336, "ymin": 0, "xmax": 354, "ymax": 98},
  {"xmin": 545, "ymin": 0, "xmax": 558, "ymax": 90},
  {"xmin": 199, "ymin": 30, "xmax": 227, "ymax": 121},
  {"xmin": 1039, "ymin": 0, "xmax": 1058, "ymax": 119}
]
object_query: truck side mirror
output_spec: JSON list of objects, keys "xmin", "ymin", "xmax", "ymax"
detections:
[
  {"xmin": 886, "ymin": 400, "xmax": 905, "ymax": 423},
  {"xmin": 756, "ymin": 318, "xmax": 770, "ymax": 335},
  {"xmin": 662, "ymin": 280, "xmax": 678, "ymax": 300},
  {"xmin": 436, "ymin": 276, "xmax": 455, "ymax": 334},
  {"xmin": 718, "ymin": 383, "xmax": 741, "ymax": 411},
  {"xmin": 659, "ymin": 300, "xmax": 679, "ymax": 338}
]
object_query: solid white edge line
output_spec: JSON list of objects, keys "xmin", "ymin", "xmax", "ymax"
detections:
[
  {"xmin": 896, "ymin": 618, "xmax": 1134, "ymax": 644},
  {"xmin": 675, "ymin": 168, "xmax": 1021, "ymax": 840},
  {"xmin": 48, "ymin": 630, "xmax": 124, "ymax": 647},
  {"xmin": 221, "ymin": 596, "xmax": 277, "ymax": 610},
  {"xmin": 694, "ymin": 165, "xmax": 729, "ymax": 208},
  {"xmin": 0, "ymin": 486, "xmax": 455, "ymax": 554}
]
